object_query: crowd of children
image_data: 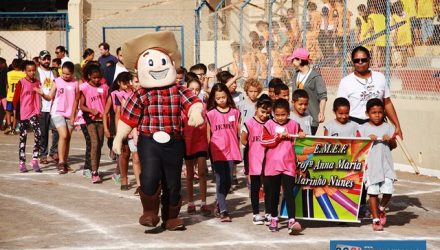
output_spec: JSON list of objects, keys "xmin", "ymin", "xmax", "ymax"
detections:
[{"xmin": 0, "ymin": 42, "xmax": 399, "ymax": 234}]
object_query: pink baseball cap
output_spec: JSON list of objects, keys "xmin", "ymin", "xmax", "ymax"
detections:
[{"xmin": 287, "ymin": 48, "xmax": 310, "ymax": 61}]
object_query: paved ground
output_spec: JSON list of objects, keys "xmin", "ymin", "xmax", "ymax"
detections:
[{"xmin": 0, "ymin": 131, "xmax": 439, "ymax": 250}]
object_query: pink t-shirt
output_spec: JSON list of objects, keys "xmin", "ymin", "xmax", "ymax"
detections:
[
  {"xmin": 18, "ymin": 78, "xmax": 40, "ymax": 120},
  {"xmin": 51, "ymin": 77, "xmax": 78, "ymax": 118},
  {"xmin": 81, "ymin": 82, "xmax": 109, "ymax": 121},
  {"xmin": 182, "ymin": 103, "xmax": 208, "ymax": 156},
  {"xmin": 206, "ymin": 107, "xmax": 242, "ymax": 162},
  {"xmin": 262, "ymin": 119, "xmax": 299, "ymax": 176},
  {"xmin": 244, "ymin": 117, "xmax": 266, "ymax": 175},
  {"xmin": 110, "ymin": 90, "xmax": 120, "ymax": 113}
]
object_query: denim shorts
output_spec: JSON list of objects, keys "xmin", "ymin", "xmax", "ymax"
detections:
[
  {"xmin": 367, "ymin": 178, "xmax": 394, "ymax": 195},
  {"xmin": 51, "ymin": 115, "xmax": 73, "ymax": 129}
]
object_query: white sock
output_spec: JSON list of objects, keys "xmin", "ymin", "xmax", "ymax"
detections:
[
  {"xmin": 188, "ymin": 202, "xmax": 194, "ymax": 206},
  {"xmin": 200, "ymin": 201, "xmax": 206, "ymax": 206},
  {"xmin": 379, "ymin": 206, "xmax": 385, "ymax": 212},
  {"xmin": 373, "ymin": 218, "xmax": 380, "ymax": 223}
]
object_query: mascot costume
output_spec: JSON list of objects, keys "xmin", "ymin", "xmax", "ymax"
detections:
[{"xmin": 113, "ymin": 32, "xmax": 204, "ymax": 231}]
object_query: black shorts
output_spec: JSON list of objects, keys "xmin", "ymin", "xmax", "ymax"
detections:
[{"xmin": 184, "ymin": 151, "xmax": 208, "ymax": 160}]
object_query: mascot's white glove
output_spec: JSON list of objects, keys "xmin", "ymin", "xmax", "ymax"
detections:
[
  {"xmin": 187, "ymin": 102, "xmax": 204, "ymax": 127},
  {"xmin": 112, "ymin": 121, "xmax": 133, "ymax": 155}
]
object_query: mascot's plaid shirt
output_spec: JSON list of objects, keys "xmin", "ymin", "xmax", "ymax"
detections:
[{"xmin": 120, "ymin": 84, "xmax": 200, "ymax": 135}]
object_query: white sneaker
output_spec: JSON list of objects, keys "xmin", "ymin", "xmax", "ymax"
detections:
[{"xmin": 252, "ymin": 214, "xmax": 265, "ymax": 225}]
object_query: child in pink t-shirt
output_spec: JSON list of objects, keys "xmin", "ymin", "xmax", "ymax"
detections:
[
  {"xmin": 182, "ymin": 78, "xmax": 211, "ymax": 216},
  {"xmin": 261, "ymin": 98, "xmax": 305, "ymax": 234},
  {"xmin": 240, "ymin": 94, "xmax": 272, "ymax": 225},
  {"xmin": 206, "ymin": 83, "xmax": 242, "ymax": 222},
  {"xmin": 103, "ymin": 71, "xmax": 140, "ymax": 191},
  {"xmin": 79, "ymin": 64, "xmax": 109, "ymax": 183},
  {"xmin": 12, "ymin": 61, "xmax": 42, "ymax": 173},
  {"xmin": 38, "ymin": 61, "xmax": 79, "ymax": 174}
]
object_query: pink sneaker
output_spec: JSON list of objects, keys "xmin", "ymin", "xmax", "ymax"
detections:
[
  {"xmin": 372, "ymin": 221, "xmax": 384, "ymax": 231},
  {"xmin": 31, "ymin": 159, "xmax": 42, "ymax": 172},
  {"xmin": 92, "ymin": 172, "xmax": 102, "ymax": 184},
  {"xmin": 19, "ymin": 161, "xmax": 28, "ymax": 173},
  {"xmin": 268, "ymin": 217, "xmax": 278, "ymax": 232}
]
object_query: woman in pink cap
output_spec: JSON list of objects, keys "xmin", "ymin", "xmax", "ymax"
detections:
[{"xmin": 289, "ymin": 48, "xmax": 327, "ymax": 135}]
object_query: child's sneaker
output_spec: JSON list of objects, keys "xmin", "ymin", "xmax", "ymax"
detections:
[
  {"xmin": 268, "ymin": 217, "xmax": 278, "ymax": 232},
  {"xmin": 200, "ymin": 204, "xmax": 212, "ymax": 217},
  {"xmin": 82, "ymin": 169, "xmax": 92, "ymax": 178},
  {"xmin": 264, "ymin": 214, "xmax": 272, "ymax": 226},
  {"xmin": 252, "ymin": 214, "xmax": 265, "ymax": 225},
  {"xmin": 3, "ymin": 126, "xmax": 11, "ymax": 135},
  {"xmin": 220, "ymin": 211, "xmax": 232, "ymax": 222},
  {"xmin": 133, "ymin": 187, "xmax": 140, "ymax": 196},
  {"xmin": 19, "ymin": 161, "xmax": 28, "ymax": 173},
  {"xmin": 287, "ymin": 219, "xmax": 302, "ymax": 235},
  {"xmin": 379, "ymin": 210, "xmax": 387, "ymax": 226},
  {"xmin": 187, "ymin": 204, "xmax": 196, "ymax": 214},
  {"xmin": 232, "ymin": 175, "xmax": 239, "ymax": 185},
  {"xmin": 112, "ymin": 173, "xmax": 121, "ymax": 185},
  {"xmin": 92, "ymin": 171, "xmax": 102, "ymax": 184},
  {"xmin": 30, "ymin": 159, "xmax": 42, "ymax": 172},
  {"xmin": 372, "ymin": 220, "xmax": 384, "ymax": 231}
]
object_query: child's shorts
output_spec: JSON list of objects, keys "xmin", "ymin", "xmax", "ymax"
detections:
[
  {"xmin": 52, "ymin": 115, "xmax": 74, "ymax": 129},
  {"xmin": 128, "ymin": 138, "xmax": 137, "ymax": 153},
  {"xmin": 366, "ymin": 178, "xmax": 394, "ymax": 195},
  {"xmin": 6, "ymin": 101, "xmax": 14, "ymax": 112},
  {"xmin": 184, "ymin": 151, "xmax": 208, "ymax": 160}
]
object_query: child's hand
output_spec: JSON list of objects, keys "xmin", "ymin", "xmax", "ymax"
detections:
[
  {"xmin": 104, "ymin": 129, "xmax": 111, "ymax": 138},
  {"xmin": 33, "ymin": 87, "xmax": 43, "ymax": 95},
  {"xmin": 132, "ymin": 133, "xmax": 139, "ymax": 146},
  {"xmin": 90, "ymin": 109, "xmax": 99, "ymax": 116},
  {"xmin": 368, "ymin": 134, "xmax": 377, "ymax": 141},
  {"xmin": 298, "ymin": 131, "xmax": 306, "ymax": 138},
  {"xmin": 382, "ymin": 134, "xmax": 391, "ymax": 142}
]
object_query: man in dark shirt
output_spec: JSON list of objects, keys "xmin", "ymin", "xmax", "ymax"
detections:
[{"xmin": 97, "ymin": 42, "xmax": 118, "ymax": 68}]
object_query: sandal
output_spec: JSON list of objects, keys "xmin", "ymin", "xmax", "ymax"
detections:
[{"xmin": 58, "ymin": 162, "xmax": 67, "ymax": 174}]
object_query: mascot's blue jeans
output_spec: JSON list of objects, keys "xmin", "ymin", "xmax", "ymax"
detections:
[{"xmin": 137, "ymin": 135, "xmax": 184, "ymax": 207}]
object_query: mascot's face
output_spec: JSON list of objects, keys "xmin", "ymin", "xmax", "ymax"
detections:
[{"xmin": 137, "ymin": 49, "xmax": 177, "ymax": 88}]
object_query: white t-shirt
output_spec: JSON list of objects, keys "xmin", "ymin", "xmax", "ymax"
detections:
[
  {"xmin": 38, "ymin": 67, "xmax": 56, "ymax": 112},
  {"xmin": 337, "ymin": 71, "xmax": 390, "ymax": 120},
  {"xmin": 61, "ymin": 56, "xmax": 72, "ymax": 66}
]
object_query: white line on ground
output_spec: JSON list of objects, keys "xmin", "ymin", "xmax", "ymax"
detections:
[
  {"xmin": 0, "ymin": 192, "xmax": 117, "ymax": 239},
  {"xmin": 0, "ymin": 174, "xmax": 139, "ymax": 201}
]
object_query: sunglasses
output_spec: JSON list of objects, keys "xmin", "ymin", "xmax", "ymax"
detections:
[{"xmin": 353, "ymin": 58, "xmax": 369, "ymax": 64}]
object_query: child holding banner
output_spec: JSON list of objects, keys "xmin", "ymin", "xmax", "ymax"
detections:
[
  {"xmin": 240, "ymin": 94, "xmax": 272, "ymax": 225},
  {"xmin": 261, "ymin": 98, "xmax": 305, "ymax": 234},
  {"xmin": 357, "ymin": 98, "xmax": 397, "ymax": 231},
  {"xmin": 289, "ymin": 89, "xmax": 312, "ymax": 135},
  {"xmin": 324, "ymin": 97, "xmax": 359, "ymax": 137}
]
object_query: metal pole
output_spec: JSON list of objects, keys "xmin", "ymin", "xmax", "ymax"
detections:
[
  {"xmin": 65, "ymin": 13, "xmax": 69, "ymax": 52},
  {"xmin": 302, "ymin": 0, "xmax": 307, "ymax": 48},
  {"xmin": 342, "ymin": 0, "xmax": 347, "ymax": 76},
  {"xmin": 214, "ymin": 0, "xmax": 226, "ymax": 68},
  {"xmin": 195, "ymin": 0, "xmax": 206, "ymax": 64},
  {"xmin": 385, "ymin": 0, "xmax": 391, "ymax": 86},
  {"xmin": 239, "ymin": 0, "xmax": 252, "ymax": 71},
  {"xmin": 181, "ymin": 26, "xmax": 185, "ymax": 67},
  {"xmin": 102, "ymin": 27, "xmax": 106, "ymax": 43},
  {"xmin": 267, "ymin": 0, "xmax": 276, "ymax": 85}
]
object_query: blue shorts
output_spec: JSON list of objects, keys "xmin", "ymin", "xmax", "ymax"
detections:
[{"xmin": 6, "ymin": 101, "xmax": 13, "ymax": 112}]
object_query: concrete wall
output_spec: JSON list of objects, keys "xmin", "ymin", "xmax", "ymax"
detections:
[{"xmin": 83, "ymin": 0, "xmax": 196, "ymax": 68}]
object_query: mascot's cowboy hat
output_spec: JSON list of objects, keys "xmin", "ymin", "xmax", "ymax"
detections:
[{"xmin": 122, "ymin": 31, "xmax": 181, "ymax": 71}]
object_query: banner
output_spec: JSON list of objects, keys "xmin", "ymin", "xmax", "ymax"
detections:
[{"xmin": 280, "ymin": 136, "xmax": 373, "ymax": 222}]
